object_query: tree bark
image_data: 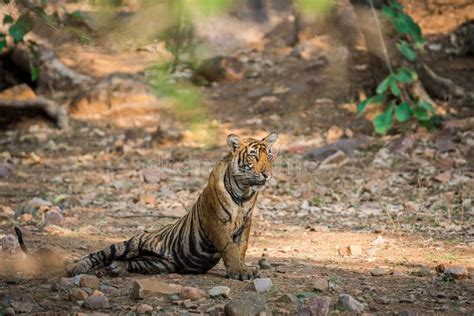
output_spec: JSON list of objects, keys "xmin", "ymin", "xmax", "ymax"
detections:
[{"xmin": 0, "ymin": 97, "xmax": 68, "ymax": 128}]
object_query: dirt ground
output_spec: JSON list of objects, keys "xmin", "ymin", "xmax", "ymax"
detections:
[{"xmin": 1, "ymin": 1, "xmax": 473, "ymax": 315}]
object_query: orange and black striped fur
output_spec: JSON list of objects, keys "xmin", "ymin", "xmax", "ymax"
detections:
[{"xmin": 66, "ymin": 132, "xmax": 278, "ymax": 280}]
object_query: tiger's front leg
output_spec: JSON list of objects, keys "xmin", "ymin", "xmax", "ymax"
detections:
[
  {"xmin": 209, "ymin": 221, "xmax": 258, "ymax": 281},
  {"xmin": 222, "ymin": 242, "xmax": 258, "ymax": 281}
]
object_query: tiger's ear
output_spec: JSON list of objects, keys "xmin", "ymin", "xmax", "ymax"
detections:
[
  {"xmin": 262, "ymin": 132, "xmax": 278, "ymax": 146},
  {"xmin": 226, "ymin": 134, "xmax": 241, "ymax": 152}
]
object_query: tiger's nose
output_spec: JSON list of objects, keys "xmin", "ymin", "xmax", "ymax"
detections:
[{"xmin": 262, "ymin": 172, "xmax": 271, "ymax": 180}]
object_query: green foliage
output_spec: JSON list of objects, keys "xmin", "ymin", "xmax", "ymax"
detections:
[
  {"xmin": 147, "ymin": 63, "xmax": 217, "ymax": 144},
  {"xmin": 3, "ymin": 14, "xmax": 14, "ymax": 25},
  {"xmin": 9, "ymin": 14, "xmax": 34, "ymax": 43},
  {"xmin": 357, "ymin": 1, "xmax": 435, "ymax": 134},
  {"xmin": 395, "ymin": 102, "xmax": 411, "ymax": 122},
  {"xmin": 373, "ymin": 102, "xmax": 394, "ymax": 134},
  {"xmin": 189, "ymin": 0, "xmax": 232, "ymax": 17},
  {"xmin": 0, "ymin": 32, "xmax": 6, "ymax": 51},
  {"xmin": 397, "ymin": 40, "xmax": 417, "ymax": 61},
  {"xmin": 295, "ymin": 0, "xmax": 332, "ymax": 17}
]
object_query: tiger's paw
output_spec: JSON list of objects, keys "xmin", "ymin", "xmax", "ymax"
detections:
[
  {"xmin": 108, "ymin": 260, "xmax": 128, "ymax": 276},
  {"xmin": 65, "ymin": 260, "xmax": 90, "ymax": 276},
  {"xmin": 227, "ymin": 267, "xmax": 259, "ymax": 281}
]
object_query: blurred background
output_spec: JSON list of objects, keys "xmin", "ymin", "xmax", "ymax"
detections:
[{"xmin": 0, "ymin": 0, "xmax": 473, "ymax": 315}]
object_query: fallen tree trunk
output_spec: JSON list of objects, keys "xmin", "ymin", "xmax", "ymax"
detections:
[
  {"xmin": 0, "ymin": 97, "xmax": 69, "ymax": 128},
  {"xmin": 9, "ymin": 44, "xmax": 93, "ymax": 94}
]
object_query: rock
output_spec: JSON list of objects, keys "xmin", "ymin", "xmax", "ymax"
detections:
[
  {"xmin": 79, "ymin": 275, "xmax": 100, "ymax": 288},
  {"xmin": 45, "ymin": 208, "xmax": 64, "ymax": 225},
  {"xmin": 0, "ymin": 162, "xmax": 13, "ymax": 178},
  {"xmin": 374, "ymin": 296, "xmax": 391, "ymax": 304},
  {"xmin": 247, "ymin": 86, "xmax": 270, "ymax": 99},
  {"xmin": 224, "ymin": 293, "xmax": 266, "ymax": 316},
  {"xmin": 20, "ymin": 213, "xmax": 33, "ymax": 222},
  {"xmin": 1, "ymin": 234, "xmax": 20, "ymax": 255},
  {"xmin": 142, "ymin": 168, "xmax": 161, "ymax": 184},
  {"xmin": 318, "ymin": 150, "xmax": 349, "ymax": 170},
  {"xmin": 85, "ymin": 294, "xmax": 110, "ymax": 310},
  {"xmin": 399, "ymin": 295, "xmax": 415, "ymax": 303},
  {"xmin": 412, "ymin": 267, "xmax": 431, "ymax": 277},
  {"xmin": 347, "ymin": 245, "xmax": 363, "ymax": 256},
  {"xmin": 72, "ymin": 274, "xmax": 85, "ymax": 285},
  {"xmin": 372, "ymin": 148, "xmax": 392, "ymax": 168},
  {"xmin": 371, "ymin": 235, "xmax": 385, "ymax": 245},
  {"xmin": 277, "ymin": 293, "xmax": 299, "ymax": 304},
  {"xmin": 137, "ymin": 303, "xmax": 154, "ymax": 314},
  {"xmin": 16, "ymin": 197, "xmax": 51, "ymax": 217},
  {"xmin": 3, "ymin": 307, "xmax": 15, "ymax": 316},
  {"xmin": 209, "ymin": 286, "xmax": 231, "ymax": 298},
  {"xmin": 299, "ymin": 296, "xmax": 331, "ymax": 316},
  {"xmin": 434, "ymin": 171, "xmax": 452, "ymax": 183},
  {"xmin": 11, "ymin": 302, "xmax": 34, "ymax": 313},
  {"xmin": 135, "ymin": 194, "xmax": 156, "ymax": 205},
  {"xmin": 435, "ymin": 135, "xmax": 456, "ymax": 152},
  {"xmin": 399, "ymin": 310, "xmax": 418, "ymax": 316},
  {"xmin": 305, "ymin": 136, "xmax": 369, "ymax": 161},
  {"xmin": 258, "ymin": 257, "xmax": 272, "ymax": 270},
  {"xmin": 444, "ymin": 265, "xmax": 468, "ymax": 279},
  {"xmin": 370, "ymin": 267, "xmax": 389, "ymax": 277},
  {"xmin": 180, "ymin": 286, "xmax": 207, "ymax": 301},
  {"xmin": 388, "ymin": 135, "xmax": 415, "ymax": 153},
  {"xmin": 0, "ymin": 205, "xmax": 15, "ymax": 219},
  {"xmin": 92, "ymin": 290, "xmax": 105, "ymax": 296},
  {"xmin": 100, "ymin": 285, "xmax": 119, "ymax": 295},
  {"xmin": 70, "ymin": 288, "xmax": 89, "ymax": 302},
  {"xmin": 44, "ymin": 224, "xmax": 72, "ymax": 235},
  {"xmin": 253, "ymin": 278, "xmax": 273, "ymax": 293},
  {"xmin": 313, "ymin": 277, "xmax": 329, "ymax": 292},
  {"xmin": 207, "ymin": 304, "xmax": 225, "ymax": 316},
  {"xmin": 338, "ymin": 294, "xmax": 364, "ymax": 313},
  {"xmin": 404, "ymin": 201, "xmax": 419, "ymax": 212},
  {"xmin": 326, "ymin": 126, "xmax": 344, "ymax": 144},
  {"xmin": 131, "ymin": 279, "xmax": 182, "ymax": 299}
]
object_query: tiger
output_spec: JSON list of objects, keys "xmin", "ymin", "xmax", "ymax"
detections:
[{"xmin": 66, "ymin": 132, "xmax": 278, "ymax": 280}]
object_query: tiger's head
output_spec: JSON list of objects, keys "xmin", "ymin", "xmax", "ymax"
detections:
[{"xmin": 226, "ymin": 132, "xmax": 278, "ymax": 192}]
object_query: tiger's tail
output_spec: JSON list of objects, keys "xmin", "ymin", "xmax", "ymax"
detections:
[
  {"xmin": 66, "ymin": 239, "xmax": 137, "ymax": 276},
  {"xmin": 14, "ymin": 226, "xmax": 29, "ymax": 254}
]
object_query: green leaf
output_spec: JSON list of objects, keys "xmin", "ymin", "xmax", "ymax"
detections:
[
  {"xmin": 397, "ymin": 40, "xmax": 417, "ymax": 61},
  {"xmin": 418, "ymin": 100, "xmax": 434, "ymax": 113},
  {"xmin": 373, "ymin": 109, "xmax": 394, "ymax": 135},
  {"xmin": 395, "ymin": 68, "xmax": 417, "ymax": 83},
  {"xmin": 356, "ymin": 97, "xmax": 372, "ymax": 115},
  {"xmin": 390, "ymin": 81, "xmax": 401, "ymax": 96},
  {"xmin": 390, "ymin": 2, "xmax": 404, "ymax": 11},
  {"xmin": 413, "ymin": 106, "xmax": 429, "ymax": 121},
  {"xmin": 3, "ymin": 0, "xmax": 10, "ymax": 4},
  {"xmin": 382, "ymin": 5, "xmax": 396, "ymax": 18},
  {"xmin": 8, "ymin": 14, "xmax": 33, "ymax": 43},
  {"xmin": 395, "ymin": 102, "xmax": 412, "ymax": 122},
  {"xmin": 3, "ymin": 14, "xmax": 14, "ymax": 25},
  {"xmin": 376, "ymin": 75, "xmax": 394, "ymax": 95},
  {"xmin": 357, "ymin": 94, "xmax": 385, "ymax": 116},
  {"xmin": 30, "ymin": 62, "xmax": 39, "ymax": 81},
  {"xmin": 0, "ymin": 32, "xmax": 6, "ymax": 51}
]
